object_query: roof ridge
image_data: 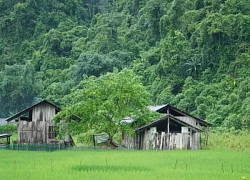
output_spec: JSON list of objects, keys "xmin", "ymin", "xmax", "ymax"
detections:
[{"xmin": 5, "ymin": 99, "xmax": 61, "ymax": 122}]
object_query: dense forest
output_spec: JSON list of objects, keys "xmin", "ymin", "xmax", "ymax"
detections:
[{"xmin": 0, "ymin": 0, "xmax": 250, "ymax": 131}]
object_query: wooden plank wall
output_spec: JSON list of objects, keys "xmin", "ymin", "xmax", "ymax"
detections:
[
  {"xmin": 121, "ymin": 133, "xmax": 135, "ymax": 149},
  {"xmin": 18, "ymin": 121, "xmax": 44, "ymax": 143},
  {"xmin": 192, "ymin": 132, "xmax": 200, "ymax": 149},
  {"xmin": 175, "ymin": 116, "xmax": 201, "ymax": 129},
  {"xmin": 18, "ymin": 103, "xmax": 56, "ymax": 144},
  {"xmin": 138, "ymin": 132, "xmax": 201, "ymax": 150},
  {"xmin": 32, "ymin": 103, "xmax": 55, "ymax": 123}
]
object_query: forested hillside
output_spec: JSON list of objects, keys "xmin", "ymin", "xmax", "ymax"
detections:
[{"xmin": 0, "ymin": 0, "xmax": 250, "ymax": 131}]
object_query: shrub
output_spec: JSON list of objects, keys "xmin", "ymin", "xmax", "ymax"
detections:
[{"xmin": 0, "ymin": 124, "xmax": 17, "ymax": 134}]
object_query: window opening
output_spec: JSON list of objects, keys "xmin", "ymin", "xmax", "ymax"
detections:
[{"xmin": 48, "ymin": 126, "xmax": 57, "ymax": 139}]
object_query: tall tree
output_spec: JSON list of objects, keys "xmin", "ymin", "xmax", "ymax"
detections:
[{"xmin": 54, "ymin": 68, "xmax": 153, "ymax": 139}]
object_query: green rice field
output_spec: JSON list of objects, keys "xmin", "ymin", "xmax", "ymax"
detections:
[{"xmin": 0, "ymin": 149, "xmax": 249, "ymax": 180}]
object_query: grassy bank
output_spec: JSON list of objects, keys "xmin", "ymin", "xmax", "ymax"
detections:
[
  {"xmin": 0, "ymin": 149, "xmax": 249, "ymax": 180},
  {"xmin": 206, "ymin": 131, "xmax": 250, "ymax": 152}
]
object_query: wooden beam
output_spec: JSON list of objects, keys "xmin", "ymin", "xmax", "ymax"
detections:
[
  {"xmin": 167, "ymin": 107, "xmax": 170, "ymax": 134},
  {"xmin": 190, "ymin": 127, "xmax": 192, "ymax": 149},
  {"xmin": 167, "ymin": 107, "xmax": 170, "ymax": 150}
]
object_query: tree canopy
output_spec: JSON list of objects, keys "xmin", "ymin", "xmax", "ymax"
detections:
[{"xmin": 54, "ymin": 68, "xmax": 153, "ymax": 138}]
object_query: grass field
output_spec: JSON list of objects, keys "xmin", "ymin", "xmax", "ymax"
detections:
[{"xmin": 0, "ymin": 149, "xmax": 249, "ymax": 180}]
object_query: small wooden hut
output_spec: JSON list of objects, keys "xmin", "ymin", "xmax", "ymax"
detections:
[
  {"xmin": 122, "ymin": 104, "xmax": 211, "ymax": 150},
  {"xmin": 5, "ymin": 100, "xmax": 73, "ymax": 145}
]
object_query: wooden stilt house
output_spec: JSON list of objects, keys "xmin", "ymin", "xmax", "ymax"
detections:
[
  {"xmin": 122, "ymin": 104, "xmax": 211, "ymax": 150},
  {"xmin": 5, "ymin": 100, "xmax": 73, "ymax": 145}
]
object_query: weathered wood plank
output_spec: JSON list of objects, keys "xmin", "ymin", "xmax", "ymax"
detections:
[
  {"xmin": 18, "ymin": 103, "xmax": 57, "ymax": 144},
  {"xmin": 176, "ymin": 116, "xmax": 201, "ymax": 129}
]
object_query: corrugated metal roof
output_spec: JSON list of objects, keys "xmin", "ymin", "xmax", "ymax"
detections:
[
  {"xmin": 147, "ymin": 105, "xmax": 168, "ymax": 111},
  {"xmin": 120, "ymin": 117, "xmax": 134, "ymax": 124}
]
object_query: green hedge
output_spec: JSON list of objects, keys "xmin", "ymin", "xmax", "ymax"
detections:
[
  {"xmin": 6, "ymin": 143, "xmax": 67, "ymax": 151},
  {"xmin": 0, "ymin": 124, "xmax": 17, "ymax": 134}
]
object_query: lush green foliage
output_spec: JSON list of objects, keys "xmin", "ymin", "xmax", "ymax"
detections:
[
  {"xmin": 0, "ymin": 0, "xmax": 250, "ymax": 132},
  {"xmin": 54, "ymin": 68, "xmax": 154, "ymax": 138},
  {"xmin": 0, "ymin": 124, "xmax": 17, "ymax": 134},
  {"xmin": 0, "ymin": 149, "xmax": 249, "ymax": 180}
]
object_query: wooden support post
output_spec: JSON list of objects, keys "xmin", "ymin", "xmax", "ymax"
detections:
[
  {"xmin": 200, "ymin": 131, "xmax": 202, "ymax": 149},
  {"xmin": 136, "ymin": 133, "xmax": 140, "ymax": 149},
  {"xmin": 180, "ymin": 133, "xmax": 183, "ymax": 150},
  {"xmin": 141, "ymin": 132, "xmax": 144, "ymax": 150},
  {"xmin": 160, "ymin": 132, "xmax": 164, "ymax": 150},
  {"xmin": 136, "ymin": 133, "xmax": 139, "ymax": 149},
  {"xmin": 134, "ymin": 134, "xmax": 136, "ymax": 149},
  {"xmin": 167, "ymin": 118, "xmax": 170, "ymax": 135},
  {"xmin": 139, "ymin": 133, "xmax": 141, "ymax": 149},
  {"xmin": 205, "ymin": 127, "xmax": 209, "ymax": 146},
  {"xmin": 144, "ymin": 129, "xmax": 147, "ymax": 150},
  {"xmin": 167, "ymin": 107, "xmax": 170, "ymax": 134},
  {"xmin": 168, "ymin": 119, "xmax": 170, "ymax": 150},
  {"xmin": 93, "ymin": 135, "xmax": 96, "ymax": 146},
  {"xmin": 18, "ymin": 120, "xmax": 21, "ymax": 143},
  {"xmin": 190, "ymin": 128, "xmax": 192, "ymax": 150},
  {"xmin": 167, "ymin": 107, "xmax": 170, "ymax": 150}
]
